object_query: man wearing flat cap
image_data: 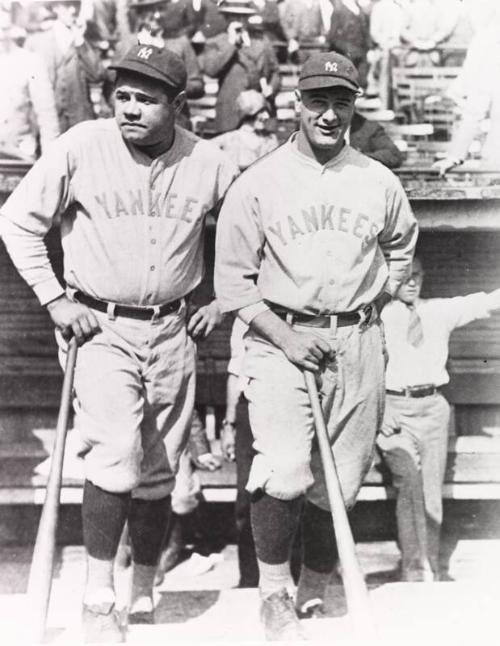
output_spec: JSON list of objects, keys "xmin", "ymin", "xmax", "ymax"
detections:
[
  {"xmin": 0, "ymin": 43, "xmax": 237, "ymax": 642},
  {"xmin": 215, "ymin": 51, "xmax": 418, "ymax": 639}
]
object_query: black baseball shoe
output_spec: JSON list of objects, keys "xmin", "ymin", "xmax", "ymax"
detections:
[
  {"xmin": 82, "ymin": 602, "xmax": 125, "ymax": 643},
  {"xmin": 260, "ymin": 588, "xmax": 307, "ymax": 641}
]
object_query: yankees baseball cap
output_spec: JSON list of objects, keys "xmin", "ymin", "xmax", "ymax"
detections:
[
  {"xmin": 109, "ymin": 44, "xmax": 187, "ymax": 92},
  {"xmin": 298, "ymin": 52, "xmax": 360, "ymax": 93}
]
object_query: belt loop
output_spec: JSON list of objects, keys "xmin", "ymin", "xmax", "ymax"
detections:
[
  {"xmin": 106, "ymin": 302, "xmax": 116, "ymax": 321},
  {"xmin": 286, "ymin": 312, "xmax": 293, "ymax": 326},
  {"xmin": 329, "ymin": 314, "xmax": 338, "ymax": 340},
  {"xmin": 151, "ymin": 304, "xmax": 161, "ymax": 323}
]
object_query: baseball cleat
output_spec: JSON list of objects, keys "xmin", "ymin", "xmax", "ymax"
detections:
[
  {"xmin": 260, "ymin": 588, "xmax": 307, "ymax": 641},
  {"xmin": 82, "ymin": 602, "xmax": 125, "ymax": 643}
]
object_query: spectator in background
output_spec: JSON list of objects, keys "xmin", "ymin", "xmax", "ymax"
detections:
[
  {"xmin": 80, "ymin": 0, "xmax": 117, "ymax": 44},
  {"xmin": 154, "ymin": 407, "xmax": 222, "ymax": 584},
  {"xmin": 252, "ymin": 0, "xmax": 287, "ymax": 62},
  {"xmin": 182, "ymin": 0, "xmax": 228, "ymax": 41},
  {"xmin": 369, "ymin": 0, "xmax": 404, "ymax": 107},
  {"xmin": 378, "ymin": 257, "xmax": 500, "ymax": 581},
  {"xmin": 202, "ymin": 0, "xmax": 280, "ymax": 134},
  {"xmin": 25, "ymin": 0, "xmax": 106, "ymax": 133},
  {"xmin": 279, "ymin": 0, "xmax": 325, "ymax": 63},
  {"xmin": 116, "ymin": 0, "xmax": 204, "ymax": 128},
  {"xmin": 349, "ymin": 110, "xmax": 403, "ymax": 168},
  {"xmin": 327, "ymin": 0, "xmax": 371, "ymax": 88},
  {"xmin": 400, "ymin": 0, "xmax": 461, "ymax": 67},
  {"xmin": 435, "ymin": 5, "xmax": 500, "ymax": 173},
  {"xmin": 212, "ymin": 90, "xmax": 279, "ymax": 170},
  {"xmin": 0, "ymin": 4, "xmax": 59, "ymax": 160}
]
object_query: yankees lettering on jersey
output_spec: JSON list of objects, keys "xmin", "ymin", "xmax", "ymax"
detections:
[
  {"xmin": 0, "ymin": 119, "xmax": 237, "ymax": 307},
  {"xmin": 93, "ymin": 190, "xmax": 202, "ymax": 222},
  {"xmin": 215, "ymin": 139, "xmax": 417, "ymax": 315},
  {"xmin": 267, "ymin": 203, "xmax": 378, "ymax": 248}
]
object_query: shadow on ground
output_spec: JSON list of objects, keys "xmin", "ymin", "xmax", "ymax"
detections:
[{"xmin": 155, "ymin": 590, "xmax": 220, "ymax": 623}]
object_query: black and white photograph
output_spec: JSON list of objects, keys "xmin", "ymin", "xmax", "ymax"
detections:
[{"xmin": 0, "ymin": 0, "xmax": 500, "ymax": 643}]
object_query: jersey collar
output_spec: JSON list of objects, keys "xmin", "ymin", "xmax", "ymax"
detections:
[{"xmin": 288, "ymin": 132, "xmax": 351, "ymax": 170}]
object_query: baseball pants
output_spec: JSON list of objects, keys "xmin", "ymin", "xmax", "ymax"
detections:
[
  {"xmin": 376, "ymin": 392, "xmax": 450, "ymax": 579},
  {"xmin": 243, "ymin": 318, "xmax": 386, "ymax": 511},
  {"xmin": 57, "ymin": 300, "xmax": 196, "ymax": 500}
]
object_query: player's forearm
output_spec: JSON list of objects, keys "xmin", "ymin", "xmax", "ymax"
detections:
[
  {"xmin": 243, "ymin": 308, "xmax": 294, "ymax": 352},
  {"xmin": 0, "ymin": 215, "xmax": 64, "ymax": 305},
  {"xmin": 383, "ymin": 229, "xmax": 418, "ymax": 296}
]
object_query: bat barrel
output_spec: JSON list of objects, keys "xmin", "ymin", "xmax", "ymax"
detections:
[
  {"xmin": 26, "ymin": 338, "xmax": 78, "ymax": 644},
  {"xmin": 304, "ymin": 370, "xmax": 377, "ymax": 637}
]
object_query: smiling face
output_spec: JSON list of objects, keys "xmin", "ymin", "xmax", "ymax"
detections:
[
  {"xmin": 397, "ymin": 258, "xmax": 424, "ymax": 305},
  {"xmin": 114, "ymin": 72, "xmax": 181, "ymax": 149},
  {"xmin": 296, "ymin": 86, "xmax": 356, "ymax": 162}
]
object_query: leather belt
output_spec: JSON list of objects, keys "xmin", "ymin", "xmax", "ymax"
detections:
[
  {"xmin": 74, "ymin": 291, "xmax": 181, "ymax": 321},
  {"xmin": 386, "ymin": 385, "xmax": 440, "ymax": 399},
  {"xmin": 268, "ymin": 302, "xmax": 374, "ymax": 328}
]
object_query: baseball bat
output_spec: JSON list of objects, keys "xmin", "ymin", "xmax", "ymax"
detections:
[
  {"xmin": 27, "ymin": 337, "xmax": 78, "ymax": 644},
  {"xmin": 304, "ymin": 370, "xmax": 377, "ymax": 637}
]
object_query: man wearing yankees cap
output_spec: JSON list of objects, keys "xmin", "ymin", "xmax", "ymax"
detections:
[
  {"xmin": 0, "ymin": 44, "xmax": 237, "ymax": 642},
  {"xmin": 215, "ymin": 51, "xmax": 418, "ymax": 639}
]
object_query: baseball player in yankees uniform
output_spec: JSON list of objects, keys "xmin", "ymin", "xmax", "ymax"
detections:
[
  {"xmin": 215, "ymin": 51, "xmax": 418, "ymax": 640},
  {"xmin": 0, "ymin": 44, "xmax": 236, "ymax": 642}
]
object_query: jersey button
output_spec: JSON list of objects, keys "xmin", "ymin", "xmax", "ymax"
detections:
[
  {"xmin": 329, "ymin": 279, "xmax": 335, "ymax": 285},
  {"xmin": 151, "ymin": 239, "xmax": 157, "ymax": 245},
  {"xmin": 150, "ymin": 211, "xmax": 157, "ymax": 217},
  {"xmin": 150, "ymin": 265, "xmax": 156, "ymax": 271}
]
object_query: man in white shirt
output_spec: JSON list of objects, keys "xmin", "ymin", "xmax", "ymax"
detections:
[{"xmin": 378, "ymin": 257, "xmax": 500, "ymax": 582}]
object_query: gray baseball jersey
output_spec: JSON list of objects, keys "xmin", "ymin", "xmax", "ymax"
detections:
[
  {"xmin": 215, "ymin": 139, "xmax": 418, "ymax": 315},
  {"xmin": 0, "ymin": 118, "xmax": 237, "ymax": 306}
]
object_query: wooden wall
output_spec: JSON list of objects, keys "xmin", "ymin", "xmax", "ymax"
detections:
[{"xmin": 1, "ymin": 217, "xmax": 499, "ymax": 439}]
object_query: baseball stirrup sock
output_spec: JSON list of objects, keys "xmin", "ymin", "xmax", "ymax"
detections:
[
  {"xmin": 82, "ymin": 480, "xmax": 131, "ymax": 560},
  {"xmin": 128, "ymin": 495, "xmax": 171, "ymax": 566},
  {"xmin": 301, "ymin": 500, "xmax": 338, "ymax": 573},
  {"xmin": 251, "ymin": 492, "xmax": 303, "ymax": 563}
]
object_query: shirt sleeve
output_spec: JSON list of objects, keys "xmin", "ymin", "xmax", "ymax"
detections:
[
  {"xmin": 0, "ymin": 133, "xmax": 75, "ymax": 305},
  {"xmin": 378, "ymin": 176, "xmax": 418, "ymax": 297},
  {"xmin": 214, "ymin": 176, "xmax": 266, "ymax": 313},
  {"xmin": 443, "ymin": 292, "xmax": 492, "ymax": 332}
]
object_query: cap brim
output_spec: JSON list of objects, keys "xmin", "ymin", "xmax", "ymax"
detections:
[
  {"xmin": 298, "ymin": 76, "xmax": 359, "ymax": 93},
  {"xmin": 109, "ymin": 60, "xmax": 182, "ymax": 90}
]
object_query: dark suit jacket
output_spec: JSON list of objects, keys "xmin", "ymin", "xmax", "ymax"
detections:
[
  {"xmin": 202, "ymin": 33, "xmax": 281, "ymax": 134},
  {"xmin": 350, "ymin": 112, "xmax": 403, "ymax": 169}
]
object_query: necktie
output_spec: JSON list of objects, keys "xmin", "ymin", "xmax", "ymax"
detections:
[{"xmin": 407, "ymin": 304, "xmax": 424, "ymax": 348}]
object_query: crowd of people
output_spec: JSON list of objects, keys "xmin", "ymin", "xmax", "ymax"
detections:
[
  {"xmin": 1, "ymin": 0, "xmax": 500, "ymax": 644},
  {"xmin": 2, "ymin": 0, "xmax": 500, "ymax": 164}
]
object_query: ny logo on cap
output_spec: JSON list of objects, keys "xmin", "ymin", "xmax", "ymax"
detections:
[
  {"xmin": 137, "ymin": 47, "xmax": 153, "ymax": 60},
  {"xmin": 325, "ymin": 61, "xmax": 338, "ymax": 72}
]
